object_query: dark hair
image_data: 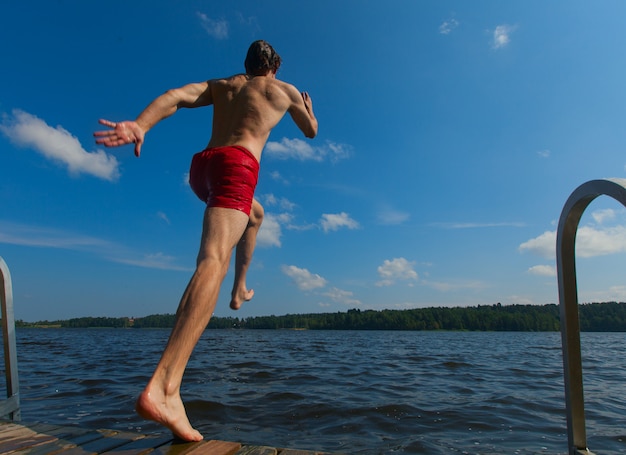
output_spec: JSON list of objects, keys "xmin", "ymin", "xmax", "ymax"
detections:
[{"xmin": 244, "ymin": 40, "xmax": 282, "ymax": 76}]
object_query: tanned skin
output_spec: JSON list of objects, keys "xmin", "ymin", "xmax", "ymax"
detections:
[{"xmin": 95, "ymin": 64, "xmax": 317, "ymax": 441}]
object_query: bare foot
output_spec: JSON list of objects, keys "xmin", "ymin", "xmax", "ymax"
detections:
[
  {"xmin": 135, "ymin": 389, "xmax": 203, "ymax": 442},
  {"xmin": 230, "ymin": 287, "xmax": 254, "ymax": 310}
]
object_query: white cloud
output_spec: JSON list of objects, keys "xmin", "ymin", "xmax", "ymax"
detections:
[
  {"xmin": 519, "ymin": 230, "xmax": 555, "ymax": 259},
  {"xmin": 492, "ymin": 24, "xmax": 516, "ymax": 49},
  {"xmin": 376, "ymin": 257, "xmax": 418, "ymax": 287},
  {"xmin": 326, "ymin": 142, "xmax": 353, "ymax": 162},
  {"xmin": 537, "ymin": 149, "xmax": 551, "ymax": 158},
  {"xmin": 113, "ymin": 252, "xmax": 190, "ymax": 271},
  {"xmin": 519, "ymin": 225, "xmax": 626, "ymax": 259},
  {"xmin": 0, "ymin": 220, "xmax": 189, "ymax": 271},
  {"xmin": 197, "ymin": 12, "xmax": 228, "ymax": 39},
  {"xmin": 576, "ymin": 225, "xmax": 626, "ymax": 257},
  {"xmin": 320, "ymin": 212, "xmax": 359, "ymax": 233},
  {"xmin": 519, "ymin": 231, "xmax": 556, "ymax": 259},
  {"xmin": 433, "ymin": 221, "xmax": 525, "ymax": 229},
  {"xmin": 260, "ymin": 193, "xmax": 296, "ymax": 211},
  {"xmin": 528, "ymin": 265, "xmax": 556, "ymax": 277},
  {"xmin": 1, "ymin": 109, "xmax": 119, "ymax": 181},
  {"xmin": 0, "ymin": 220, "xmax": 111, "ymax": 250},
  {"xmin": 423, "ymin": 279, "xmax": 487, "ymax": 292},
  {"xmin": 591, "ymin": 208, "xmax": 616, "ymax": 225},
  {"xmin": 269, "ymin": 170, "xmax": 290, "ymax": 185},
  {"xmin": 376, "ymin": 206, "xmax": 410, "ymax": 225},
  {"xmin": 265, "ymin": 138, "xmax": 352, "ymax": 162},
  {"xmin": 282, "ymin": 265, "xmax": 327, "ymax": 291},
  {"xmin": 157, "ymin": 212, "xmax": 171, "ymax": 225},
  {"xmin": 439, "ymin": 18, "xmax": 459, "ymax": 35},
  {"xmin": 582, "ymin": 285, "xmax": 626, "ymax": 303},
  {"xmin": 322, "ymin": 287, "xmax": 362, "ymax": 306},
  {"xmin": 257, "ymin": 213, "xmax": 283, "ymax": 247}
]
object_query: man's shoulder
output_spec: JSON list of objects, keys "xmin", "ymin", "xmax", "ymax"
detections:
[
  {"xmin": 209, "ymin": 73, "xmax": 247, "ymax": 85},
  {"xmin": 269, "ymin": 78, "xmax": 301, "ymax": 100}
]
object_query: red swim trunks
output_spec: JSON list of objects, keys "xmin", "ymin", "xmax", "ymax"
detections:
[{"xmin": 189, "ymin": 145, "xmax": 260, "ymax": 216}]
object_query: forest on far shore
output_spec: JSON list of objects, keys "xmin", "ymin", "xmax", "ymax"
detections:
[{"xmin": 13, "ymin": 302, "xmax": 626, "ymax": 332}]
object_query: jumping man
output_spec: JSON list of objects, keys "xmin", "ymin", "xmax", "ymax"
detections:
[{"xmin": 94, "ymin": 40, "xmax": 318, "ymax": 441}]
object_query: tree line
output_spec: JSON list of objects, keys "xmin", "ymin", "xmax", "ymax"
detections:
[{"xmin": 12, "ymin": 302, "xmax": 626, "ymax": 332}]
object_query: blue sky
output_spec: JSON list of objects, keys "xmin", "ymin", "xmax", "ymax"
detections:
[{"xmin": 3, "ymin": 1, "xmax": 626, "ymax": 321}]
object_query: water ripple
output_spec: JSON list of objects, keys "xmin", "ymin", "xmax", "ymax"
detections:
[{"xmin": 12, "ymin": 329, "xmax": 626, "ymax": 454}]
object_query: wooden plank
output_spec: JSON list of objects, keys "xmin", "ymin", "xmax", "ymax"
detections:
[
  {"xmin": 0, "ymin": 421, "xmax": 30, "ymax": 437},
  {"xmin": 12, "ymin": 438, "xmax": 78, "ymax": 455},
  {"xmin": 2, "ymin": 423, "xmax": 93, "ymax": 455},
  {"xmin": 64, "ymin": 429, "xmax": 108, "ymax": 446},
  {"xmin": 0, "ymin": 421, "xmax": 333, "ymax": 455},
  {"xmin": 186, "ymin": 440, "xmax": 241, "ymax": 455},
  {"xmin": 100, "ymin": 434, "xmax": 174, "ymax": 455},
  {"xmin": 236, "ymin": 446, "xmax": 278, "ymax": 455},
  {"xmin": 27, "ymin": 428, "xmax": 124, "ymax": 455},
  {"xmin": 72, "ymin": 429, "xmax": 145, "ymax": 454},
  {"xmin": 150, "ymin": 440, "xmax": 212, "ymax": 455},
  {"xmin": 0, "ymin": 422, "xmax": 58, "ymax": 452},
  {"xmin": 149, "ymin": 439, "xmax": 241, "ymax": 455},
  {"xmin": 278, "ymin": 450, "xmax": 330, "ymax": 455}
]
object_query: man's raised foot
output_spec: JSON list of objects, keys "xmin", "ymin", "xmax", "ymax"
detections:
[{"xmin": 230, "ymin": 287, "xmax": 254, "ymax": 310}]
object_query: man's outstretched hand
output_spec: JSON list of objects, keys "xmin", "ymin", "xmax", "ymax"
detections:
[{"xmin": 94, "ymin": 119, "xmax": 145, "ymax": 157}]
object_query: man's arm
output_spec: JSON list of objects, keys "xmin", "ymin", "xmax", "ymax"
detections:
[
  {"xmin": 287, "ymin": 87, "xmax": 318, "ymax": 138},
  {"xmin": 94, "ymin": 81, "xmax": 212, "ymax": 157}
]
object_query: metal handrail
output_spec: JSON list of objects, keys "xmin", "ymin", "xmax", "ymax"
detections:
[
  {"xmin": 557, "ymin": 178, "xmax": 626, "ymax": 455},
  {"xmin": 0, "ymin": 256, "xmax": 20, "ymax": 420}
]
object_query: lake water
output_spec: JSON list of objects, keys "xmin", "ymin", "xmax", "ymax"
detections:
[{"xmin": 7, "ymin": 329, "xmax": 626, "ymax": 454}]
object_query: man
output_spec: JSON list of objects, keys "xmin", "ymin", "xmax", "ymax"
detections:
[{"xmin": 94, "ymin": 40, "xmax": 317, "ymax": 441}]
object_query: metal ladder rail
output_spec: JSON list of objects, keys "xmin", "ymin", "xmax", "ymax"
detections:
[
  {"xmin": 557, "ymin": 178, "xmax": 626, "ymax": 455},
  {"xmin": 0, "ymin": 256, "xmax": 20, "ymax": 420}
]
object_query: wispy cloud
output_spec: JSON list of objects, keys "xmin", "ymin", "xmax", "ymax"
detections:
[
  {"xmin": 1, "ymin": 109, "xmax": 119, "ymax": 181},
  {"xmin": 0, "ymin": 221, "xmax": 112, "ymax": 250},
  {"xmin": 0, "ymin": 220, "xmax": 190, "ymax": 271},
  {"xmin": 269, "ymin": 170, "xmax": 290, "ymax": 185},
  {"xmin": 261, "ymin": 193, "xmax": 297, "ymax": 211},
  {"xmin": 422, "ymin": 279, "xmax": 488, "ymax": 292},
  {"xmin": 582, "ymin": 285, "xmax": 626, "ymax": 303},
  {"xmin": 320, "ymin": 212, "xmax": 359, "ymax": 233},
  {"xmin": 537, "ymin": 149, "xmax": 551, "ymax": 158},
  {"xmin": 376, "ymin": 257, "xmax": 418, "ymax": 287},
  {"xmin": 492, "ymin": 24, "xmax": 516, "ymax": 49},
  {"xmin": 322, "ymin": 287, "xmax": 362, "ymax": 306},
  {"xmin": 432, "ymin": 221, "xmax": 526, "ymax": 229},
  {"xmin": 115, "ymin": 252, "xmax": 188, "ymax": 271},
  {"xmin": 197, "ymin": 12, "xmax": 228, "ymax": 39},
  {"xmin": 439, "ymin": 18, "xmax": 459, "ymax": 35},
  {"xmin": 376, "ymin": 206, "xmax": 410, "ymax": 225},
  {"xmin": 157, "ymin": 211, "xmax": 171, "ymax": 225},
  {"xmin": 265, "ymin": 138, "xmax": 352, "ymax": 162},
  {"xmin": 282, "ymin": 265, "xmax": 327, "ymax": 291}
]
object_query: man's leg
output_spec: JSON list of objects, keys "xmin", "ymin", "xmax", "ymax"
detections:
[
  {"xmin": 135, "ymin": 206, "xmax": 250, "ymax": 441},
  {"xmin": 230, "ymin": 199, "xmax": 264, "ymax": 310}
]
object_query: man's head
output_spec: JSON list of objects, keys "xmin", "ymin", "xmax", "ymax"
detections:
[{"xmin": 245, "ymin": 40, "xmax": 282, "ymax": 76}]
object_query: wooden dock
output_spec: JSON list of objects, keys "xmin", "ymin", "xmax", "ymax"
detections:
[{"xmin": 0, "ymin": 420, "xmax": 332, "ymax": 455}]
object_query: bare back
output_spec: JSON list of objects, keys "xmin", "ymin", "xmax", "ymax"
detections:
[
  {"xmin": 206, "ymin": 74, "xmax": 311, "ymax": 161},
  {"xmin": 95, "ymin": 71, "xmax": 316, "ymax": 161}
]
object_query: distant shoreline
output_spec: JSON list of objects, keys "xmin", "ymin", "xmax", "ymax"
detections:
[{"xmin": 12, "ymin": 301, "xmax": 626, "ymax": 332}]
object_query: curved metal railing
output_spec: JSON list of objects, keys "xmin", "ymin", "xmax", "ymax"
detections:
[
  {"xmin": 557, "ymin": 178, "xmax": 626, "ymax": 455},
  {"xmin": 0, "ymin": 256, "xmax": 20, "ymax": 420}
]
